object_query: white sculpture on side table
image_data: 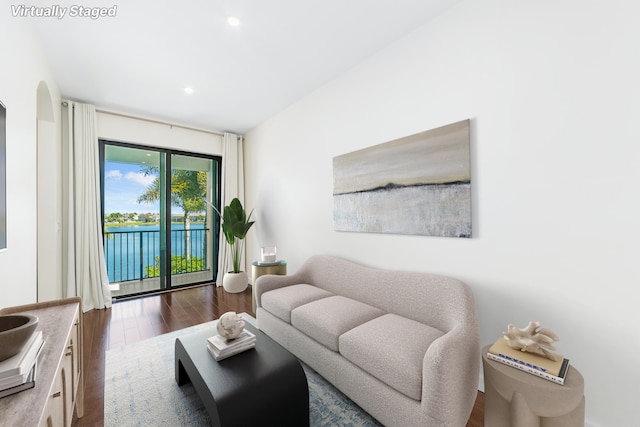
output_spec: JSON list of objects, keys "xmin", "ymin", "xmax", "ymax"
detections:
[{"xmin": 503, "ymin": 321, "xmax": 560, "ymax": 361}]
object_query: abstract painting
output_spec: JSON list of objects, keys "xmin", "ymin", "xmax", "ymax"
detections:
[{"xmin": 333, "ymin": 119, "xmax": 471, "ymax": 238}]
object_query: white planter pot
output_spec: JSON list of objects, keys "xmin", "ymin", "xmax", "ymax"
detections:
[{"xmin": 223, "ymin": 272, "xmax": 248, "ymax": 293}]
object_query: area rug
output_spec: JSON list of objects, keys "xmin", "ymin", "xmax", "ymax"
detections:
[{"xmin": 105, "ymin": 314, "xmax": 382, "ymax": 426}]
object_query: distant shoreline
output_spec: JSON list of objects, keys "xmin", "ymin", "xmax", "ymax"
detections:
[
  {"xmin": 105, "ymin": 221, "xmax": 205, "ymax": 228},
  {"xmin": 332, "ymin": 180, "xmax": 470, "ymax": 196}
]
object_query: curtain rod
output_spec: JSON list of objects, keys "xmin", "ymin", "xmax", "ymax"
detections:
[
  {"xmin": 62, "ymin": 101, "xmax": 227, "ymax": 137},
  {"xmin": 97, "ymin": 108, "xmax": 227, "ymax": 137}
]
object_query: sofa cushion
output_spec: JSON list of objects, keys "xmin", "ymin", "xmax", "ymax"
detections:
[
  {"xmin": 291, "ymin": 296, "xmax": 385, "ymax": 352},
  {"xmin": 261, "ymin": 284, "xmax": 334, "ymax": 324},
  {"xmin": 339, "ymin": 313, "xmax": 444, "ymax": 401}
]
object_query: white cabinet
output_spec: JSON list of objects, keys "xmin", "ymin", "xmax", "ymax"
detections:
[
  {"xmin": 40, "ymin": 370, "xmax": 63, "ymax": 427},
  {"xmin": 1, "ymin": 298, "xmax": 84, "ymax": 427}
]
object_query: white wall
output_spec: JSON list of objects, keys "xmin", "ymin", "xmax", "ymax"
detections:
[
  {"xmin": 244, "ymin": 1, "xmax": 640, "ymax": 426},
  {"xmin": 97, "ymin": 112, "xmax": 223, "ymax": 156},
  {"xmin": 0, "ymin": 16, "xmax": 61, "ymax": 308},
  {"xmin": 37, "ymin": 115, "xmax": 61, "ymax": 302}
]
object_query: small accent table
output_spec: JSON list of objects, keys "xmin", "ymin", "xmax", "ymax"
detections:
[
  {"xmin": 482, "ymin": 344, "xmax": 585, "ymax": 427},
  {"xmin": 175, "ymin": 321, "xmax": 308, "ymax": 427},
  {"xmin": 251, "ymin": 260, "xmax": 287, "ymax": 312}
]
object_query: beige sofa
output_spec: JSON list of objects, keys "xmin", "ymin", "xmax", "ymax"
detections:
[{"xmin": 254, "ymin": 254, "xmax": 480, "ymax": 427}]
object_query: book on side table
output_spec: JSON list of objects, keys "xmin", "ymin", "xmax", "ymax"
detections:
[
  {"xmin": 207, "ymin": 330, "xmax": 256, "ymax": 362},
  {"xmin": 487, "ymin": 337, "xmax": 569, "ymax": 385}
]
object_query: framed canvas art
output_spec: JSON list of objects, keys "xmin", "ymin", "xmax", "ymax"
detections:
[{"xmin": 333, "ymin": 119, "xmax": 471, "ymax": 238}]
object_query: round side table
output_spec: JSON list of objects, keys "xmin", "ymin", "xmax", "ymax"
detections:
[
  {"xmin": 251, "ymin": 260, "xmax": 287, "ymax": 313},
  {"xmin": 482, "ymin": 344, "xmax": 585, "ymax": 427}
]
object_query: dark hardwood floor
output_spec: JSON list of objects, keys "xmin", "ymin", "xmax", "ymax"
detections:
[{"xmin": 72, "ymin": 283, "xmax": 484, "ymax": 426}]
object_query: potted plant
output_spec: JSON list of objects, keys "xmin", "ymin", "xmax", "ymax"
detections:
[{"xmin": 215, "ymin": 197, "xmax": 255, "ymax": 293}]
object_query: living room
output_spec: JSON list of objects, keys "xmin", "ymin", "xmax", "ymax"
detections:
[{"xmin": 1, "ymin": 1, "xmax": 637, "ymax": 426}]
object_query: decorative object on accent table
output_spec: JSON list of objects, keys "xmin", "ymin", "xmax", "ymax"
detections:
[
  {"xmin": 486, "ymin": 321, "xmax": 569, "ymax": 385},
  {"xmin": 211, "ymin": 197, "xmax": 255, "ymax": 293},
  {"xmin": 207, "ymin": 312, "xmax": 256, "ymax": 361},
  {"xmin": 216, "ymin": 311, "xmax": 245, "ymax": 339},
  {"xmin": 503, "ymin": 321, "xmax": 559, "ymax": 361},
  {"xmin": 260, "ymin": 246, "xmax": 277, "ymax": 264}
]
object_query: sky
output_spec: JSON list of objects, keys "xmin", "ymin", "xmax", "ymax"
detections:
[{"xmin": 104, "ymin": 162, "xmax": 160, "ymax": 214}]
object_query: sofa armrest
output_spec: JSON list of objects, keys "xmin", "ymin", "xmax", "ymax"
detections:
[
  {"xmin": 254, "ymin": 272, "xmax": 308, "ymax": 309},
  {"xmin": 421, "ymin": 322, "xmax": 480, "ymax": 426}
]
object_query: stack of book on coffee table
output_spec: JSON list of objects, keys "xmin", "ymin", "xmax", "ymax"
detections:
[
  {"xmin": 207, "ymin": 329, "xmax": 256, "ymax": 362},
  {"xmin": 487, "ymin": 337, "xmax": 570, "ymax": 385},
  {"xmin": 0, "ymin": 331, "xmax": 44, "ymax": 398}
]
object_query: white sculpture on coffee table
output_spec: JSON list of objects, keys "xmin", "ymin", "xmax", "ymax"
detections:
[
  {"xmin": 503, "ymin": 321, "xmax": 560, "ymax": 361},
  {"xmin": 217, "ymin": 311, "xmax": 245, "ymax": 340}
]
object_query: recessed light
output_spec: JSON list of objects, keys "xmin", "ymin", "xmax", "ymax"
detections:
[
  {"xmin": 184, "ymin": 87, "xmax": 194, "ymax": 95},
  {"xmin": 227, "ymin": 16, "xmax": 240, "ymax": 26}
]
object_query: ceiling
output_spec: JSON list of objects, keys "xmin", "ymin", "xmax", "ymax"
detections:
[{"xmin": 29, "ymin": 0, "xmax": 462, "ymax": 134}]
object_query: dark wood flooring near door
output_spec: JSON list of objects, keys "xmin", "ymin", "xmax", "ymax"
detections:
[{"xmin": 72, "ymin": 284, "xmax": 484, "ymax": 426}]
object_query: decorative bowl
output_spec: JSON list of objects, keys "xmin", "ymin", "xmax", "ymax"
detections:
[{"xmin": 0, "ymin": 314, "xmax": 39, "ymax": 362}]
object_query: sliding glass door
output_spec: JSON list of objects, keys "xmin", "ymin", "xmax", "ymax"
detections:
[
  {"xmin": 167, "ymin": 153, "xmax": 218, "ymax": 288},
  {"xmin": 101, "ymin": 141, "xmax": 220, "ymax": 299}
]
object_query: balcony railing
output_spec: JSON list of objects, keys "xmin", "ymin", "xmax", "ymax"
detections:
[{"xmin": 104, "ymin": 228, "xmax": 210, "ymax": 283}]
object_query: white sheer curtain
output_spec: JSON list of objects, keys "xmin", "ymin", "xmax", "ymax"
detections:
[
  {"xmin": 61, "ymin": 101, "xmax": 111, "ymax": 311},
  {"xmin": 216, "ymin": 132, "xmax": 245, "ymax": 285}
]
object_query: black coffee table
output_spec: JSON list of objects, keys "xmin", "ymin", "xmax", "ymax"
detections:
[{"xmin": 175, "ymin": 322, "xmax": 309, "ymax": 427}]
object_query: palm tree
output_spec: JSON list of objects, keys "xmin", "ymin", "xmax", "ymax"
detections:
[{"xmin": 137, "ymin": 167, "xmax": 206, "ymax": 259}]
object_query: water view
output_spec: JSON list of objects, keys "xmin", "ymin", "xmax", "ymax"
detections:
[{"xmin": 104, "ymin": 223, "xmax": 210, "ymax": 283}]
